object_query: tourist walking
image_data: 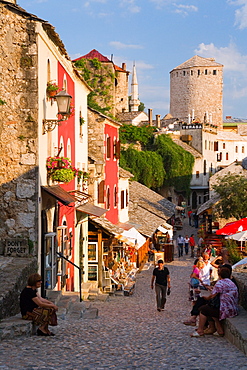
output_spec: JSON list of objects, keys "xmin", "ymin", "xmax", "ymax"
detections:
[
  {"xmin": 177, "ymin": 235, "xmax": 184, "ymax": 257},
  {"xmin": 184, "ymin": 235, "xmax": 190, "ymax": 255},
  {"xmin": 151, "ymin": 259, "xmax": 171, "ymax": 312},
  {"xmin": 189, "ymin": 234, "xmax": 196, "ymax": 258}
]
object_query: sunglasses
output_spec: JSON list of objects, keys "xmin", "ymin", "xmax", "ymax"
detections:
[{"xmin": 36, "ymin": 279, "xmax": 42, "ymax": 282}]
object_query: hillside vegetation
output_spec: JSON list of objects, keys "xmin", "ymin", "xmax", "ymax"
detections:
[{"xmin": 120, "ymin": 124, "xmax": 194, "ymax": 194}]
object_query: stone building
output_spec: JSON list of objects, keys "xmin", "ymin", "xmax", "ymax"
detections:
[
  {"xmin": 170, "ymin": 55, "xmax": 223, "ymax": 129},
  {"xmin": 0, "ymin": 0, "xmax": 91, "ymax": 298},
  {"xmin": 73, "ymin": 49, "xmax": 129, "ymax": 117}
]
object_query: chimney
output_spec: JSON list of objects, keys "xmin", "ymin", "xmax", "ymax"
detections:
[
  {"xmin": 156, "ymin": 114, "xmax": 161, "ymax": 128},
  {"xmin": 122, "ymin": 63, "xmax": 126, "ymax": 71},
  {"xmin": 148, "ymin": 109, "xmax": 153, "ymax": 126}
]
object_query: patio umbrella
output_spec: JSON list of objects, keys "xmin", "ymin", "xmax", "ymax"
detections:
[
  {"xmin": 226, "ymin": 230, "xmax": 247, "ymax": 251},
  {"xmin": 232, "ymin": 257, "xmax": 247, "ymax": 269},
  {"xmin": 216, "ymin": 217, "xmax": 247, "ymax": 236}
]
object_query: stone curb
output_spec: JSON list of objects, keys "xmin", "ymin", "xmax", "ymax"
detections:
[{"xmin": 224, "ymin": 306, "xmax": 247, "ymax": 356}]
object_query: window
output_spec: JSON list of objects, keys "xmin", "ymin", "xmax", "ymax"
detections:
[
  {"xmin": 226, "ymin": 153, "xmax": 228, "ymax": 160},
  {"xmin": 183, "ymin": 71, "xmax": 186, "ymax": 76},
  {"xmin": 196, "ymin": 171, "xmax": 200, "ymax": 178},
  {"xmin": 114, "ymin": 186, "xmax": 117, "ymax": 207},
  {"xmin": 126, "ymin": 190, "xmax": 129, "ymax": 207},
  {"xmin": 47, "ymin": 59, "xmax": 51, "ymax": 83},
  {"xmin": 242, "ymin": 146, "xmax": 245, "ymax": 154},
  {"xmin": 106, "ymin": 187, "xmax": 110, "ymax": 209},
  {"xmin": 223, "ymin": 143, "xmax": 225, "ymax": 149},
  {"xmin": 198, "ymin": 70, "xmax": 200, "ymax": 76},
  {"xmin": 205, "ymin": 69, "xmax": 208, "ymax": 75},
  {"xmin": 203, "ymin": 160, "xmax": 207, "ymax": 175},
  {"xmin": 213, "ymin": 70, "xmax": 217, "ymax": 75},
  {"xmin": 106, "ymin": 136, "xmax": 111, "ymax": 158},
  {"xmin": 191, "ymin": 70, "xmax": 193, "ymax": 76},
  {"xmin": 88, "ymin": 242, "xmax": 98, "ymax": 262},
  {"xmin": 121, "ymin": 190, "xmax": 125, "ymax": 209},
  {"xmin": 235, "ymin": 146, "xmax": 238, "ymax": 153},
  {"xmin": 98, "ymin": 180, "xmax": 105, "ymax": 203},
  {"xmin": 198, "ymin": 196, "xmax": 201, "ymax": 205},
  {"xmin": 205, "ymin": 140, "xmax": 207, "ymax": 150},
  {"xmin": 214, "ymin": 141, "xmax": 219, "ymax": 151},
  {"xmin": 217, "ymin": 153, "xmax": 222, "ymax": 162}
]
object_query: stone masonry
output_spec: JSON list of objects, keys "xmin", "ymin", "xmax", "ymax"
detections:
[
  {"xmin": 0, "ymin": 1, "xmax": 39, "ymax": 254},
  {"xmin": 170, "ymin": 55, "xmax": 223, "ymax": 129}
]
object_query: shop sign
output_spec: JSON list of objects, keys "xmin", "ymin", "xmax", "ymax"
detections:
[{"xmin": 5, "ymin": 239, "xmax": 29, "ymax": 257}]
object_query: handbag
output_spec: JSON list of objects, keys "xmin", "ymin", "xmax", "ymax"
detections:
[
  {"xmin": 208, "ymin": 293, "xmax": 220, "ymax": 308},
  {"xmin": 50, "ymin": 310, "xmax": 58, "ymax": 326}
]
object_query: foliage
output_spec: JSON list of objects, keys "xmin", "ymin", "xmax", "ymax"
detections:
[
  {"xmin": 153, "ymin": 135, "xmax": 194, "ymax": 194},
  {"xmin": 138, "ymin": 102, "xmax": 145, "ymax": 112},
  {"xmin": 74, "ymin": 58, "xmax": 115, "ymax": 117},
  {"xmin": 46, "ymin": 81, "xmax": 59, "ymax": 92},
  {"xmin": 0, "ymin": 98, "xmax": 6, "ymax": 105},
  {"xmin": 51, "ymin": 168, "xmax": 75, "ymax": 183},
  {"xmin": 212, "ymin": 174, "xmax": 247, "ymax": 219},
  {"xmin": 46, "ymin": 157, "xmax": 88, "ymax": 183},
  {"xmin": 120, "ymin": 147, "xmax": 165, "ymax": 188},
  {"xmin": 225, "ymin": 239, "xmax": 242, "ymax": 265},
  {"xmin": 119, "ymin": 124, "xmax": 156, "ymax": 146},
  {"xmin": 119, "ymin": 126, "xmax": 194, "ymax": 193}
]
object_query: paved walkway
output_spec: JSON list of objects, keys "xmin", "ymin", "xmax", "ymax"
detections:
[{"xmin": 0, "ymin": 218, "xmax": 246, "ymax": 369}]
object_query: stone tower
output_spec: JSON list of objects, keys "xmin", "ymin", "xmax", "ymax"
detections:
[
  {"xmin": 170, "ymin": 55, "xmax": 223, "ymax": 128},
  {"xmin": 129, "ymin": 63, "xmax": 140, "ymax": 112}
]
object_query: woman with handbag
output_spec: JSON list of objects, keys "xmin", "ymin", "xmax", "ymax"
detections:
[
  {"xmin": 20, "ymin": 273, "xmax": 58, "ymax": 336},
  {"xmin": 190, "ymin": 267, "xmax": 238, "ymax": 337}
]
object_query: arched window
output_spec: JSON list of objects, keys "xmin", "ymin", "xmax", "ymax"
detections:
[
  {"xmin": 59, "ymin": 136, "xmax": 64, "ymax": 157},
  {"xmin": 106, "ymin": 187, "xmax": 110, "ymax": 209},
  {"xmin": 63, "ymin": 74, "xmax": 67, "ymax": 91},
  {"xmin": 47, "ymin": 59, "xmax": 51, "ymax": 83},
  {"xmin": 67, "ymin": 138, "xmax": 71, "ymax": 160},
  {"xmin": 203, "ymin": 160, "xmax": 207, "ymax": 176},
  {"xmin": 114, "ymin": 186, "xmax": 117, "ymax": 207}
]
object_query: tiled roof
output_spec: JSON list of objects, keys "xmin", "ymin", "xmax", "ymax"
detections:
[
  {"xmin": 119, "ymin": 167, "xmax": 134, "ymax": 179},
  {"xmin": 89, "ymin": 216, "xmax": 124, "ymax": 236},
  {"xmin": 114, "ymin": 64, "xmax": 128, "ymax": 73},
  {"xmin": 216, "ymin": 131, "xmax": 247, "ymax": 141},
  {"xmin": 171, "ymin": 137, "xmax": 202, "ymax": 158},
  {"xmin": 117, "ymin": 111, "xmax": 148, "ymax": 122},
  {"xmin": 197, "ymin": 195, "xmax": 220, "ymax": 215},
  {"xmin": 128, "ymin": 201, "xmax": 167, "ymax": 237},
  {"xmin": 171, "ymin": 55, "xmax": 223, "ymax": 71},
  {"xmin": 129, "ymin": 181, "xmax": 176, "ymax": 220},
  {"xmin": 73, "ymin": 49, "xmax": 111, "ymax": 62}
]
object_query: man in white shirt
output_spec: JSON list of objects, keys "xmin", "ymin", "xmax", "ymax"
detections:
[{"xmin": 177, "ymin": 235, "xmax": 184, "ymax": 257}]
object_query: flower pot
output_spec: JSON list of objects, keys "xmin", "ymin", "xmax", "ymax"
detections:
[{"xmin": 47, "ymin": 90, "xmax": 58, "ymax": 98}]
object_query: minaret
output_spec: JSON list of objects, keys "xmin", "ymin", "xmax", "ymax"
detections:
[{"xmin": 129, "ymin": 62, "xmax": 140, "ymax": 112}]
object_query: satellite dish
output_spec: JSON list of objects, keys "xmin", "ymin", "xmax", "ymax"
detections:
[{"xmin": 242, "ymin": 157, "xmax": 247, "ymax": 170}]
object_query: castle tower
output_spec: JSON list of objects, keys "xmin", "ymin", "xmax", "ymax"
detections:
[
  {"xmin": 170, "ymin": 55, "xmax": 223, "ymax": 128},
  {"xmin": 129, "ymin": 63, "xmax": 140, "ymax": 112}
]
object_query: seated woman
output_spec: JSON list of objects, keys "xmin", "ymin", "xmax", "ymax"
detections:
[
  {"xmin": 20, "ymin": 273, "xmax": 58, "ymax": 336},
  {"xmin": 190, "ymin": 267, "xmax": 238, "ymax": 337}
]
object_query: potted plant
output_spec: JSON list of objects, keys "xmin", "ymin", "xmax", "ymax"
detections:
[
  {"xmin": 46, "ymin": 156, "xmax": 77, "ymax": 183},
  {"xmin": 50, "ymin": 168, "xmax": 75, "ymax": 183},
  {"xmin": 46, "ymin": 82, "xmax": 59, "ymax": 97}
]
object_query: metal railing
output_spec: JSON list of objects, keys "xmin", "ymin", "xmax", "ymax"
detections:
[{"xmin": 57, "ymin": 252, "xmax": 82, "ymax": 302}]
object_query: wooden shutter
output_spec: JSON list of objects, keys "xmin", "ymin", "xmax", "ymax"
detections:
[
  {"xmin": 115, "ymin": 140, "xmax": 121, "ymax": 159},
  {"xmin": 121, "ymin": 190, "xmax": 125, "ymax": 209},
  {"xmin": 98, "ymin": 180, "xmax": 105, "ymax": 203},
  {"xmin": 214, "ymin": 141, "xmax": 218, "ymax": 151},
  {"xmin": 107, "ymin": 137, "xmax": 111, "ymax": 158}
]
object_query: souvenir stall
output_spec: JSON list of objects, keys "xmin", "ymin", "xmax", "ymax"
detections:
[{"xmin": 154, "ymin": 223, "xmax": 174, "ymax": 263}]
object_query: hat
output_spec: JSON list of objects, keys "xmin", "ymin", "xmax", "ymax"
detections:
[{"xmin": 157, "ymin": 259, "xmax": 164, "ymax": 264}]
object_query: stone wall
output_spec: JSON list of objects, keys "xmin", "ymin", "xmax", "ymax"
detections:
[
  {"xmin": 87, "ymin": 109, "xmax": 105, "ymax": 161},
  {"xmin": 114, "ymin": 69, "xmax": 129, "ymax": 114},
  {"xmin": 234, "ymin": 272, "xmax": 247, "ymax": 311},
  {"xmin": 0, "ymin": 257, "xmax": 38, "ymax": 319},
  {"xmin": 0, "ymin": 3, "xmax": 39, "ymax": 255},
  {"xmin": 170, "ymin": 65, "xmax": 223, "ymax": 129}
]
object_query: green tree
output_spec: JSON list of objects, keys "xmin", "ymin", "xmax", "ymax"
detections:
[{"xmin": 212, "ymin": 174, "xmax": 247, "ymax": 219}]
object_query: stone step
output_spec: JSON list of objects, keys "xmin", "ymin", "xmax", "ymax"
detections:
[
  {"xmin": 87, "ymin": 294, "xmax": 109, "ymax": 301},
  {"xmin": 224, "ymin": 306, "xmax": 247, "ymax": 355},
  {"xmin": 0, "ymin": 314, "xmax": 35, "ymax": 340}
]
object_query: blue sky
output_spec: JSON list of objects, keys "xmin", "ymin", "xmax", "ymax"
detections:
[{"xmin": 19, "ymin": 0, "xmax": 247, "ymax": 119}]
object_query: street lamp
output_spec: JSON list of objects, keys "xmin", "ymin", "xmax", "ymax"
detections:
[
  {"xmin": 43, "ymin": 90, "xmax": 72, "ymax": 134},
  {"xmin": 95, "ymin": 161, "xmax": 104, "ymax": 177}
]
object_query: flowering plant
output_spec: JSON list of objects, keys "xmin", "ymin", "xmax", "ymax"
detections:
[
  {"xmin": 46, "ymin": 157, "xmax": 90, "ymax": 184},
  {"xmin": 67, "ymin": 103, "xmax": 75, "ymax": 118},
  {"xmin": 46, "ymin": 82, "xmax": 59, "ymax": 92}
]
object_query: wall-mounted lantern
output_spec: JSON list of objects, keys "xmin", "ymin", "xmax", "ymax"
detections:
[{"xmin": 43, "ymin": 90, "xmax": 72, "ymax": 134}]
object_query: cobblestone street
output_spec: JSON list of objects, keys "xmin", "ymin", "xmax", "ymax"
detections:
[{"xmin": 0, "ymin": 253, "xmax": 247, "ymax": 369}]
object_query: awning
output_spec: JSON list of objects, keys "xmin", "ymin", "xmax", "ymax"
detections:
[
  {"xmin": 41, "ymin": 185, "xmax": 76, "ymax": 206},
  {"xmin": 216, "ymin": 217, "xmax": 247, "ymax": 236},
  {"xmin": 77, "ymin": 203, "xmax": 107, "ymax": 217},
  {"xmin": 118, "ymin": 227, "xmax": 146, "ymax": 250},
  {"xmin": 157, "ymin": 224, "xmax": 173, "ymax": 239}
]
